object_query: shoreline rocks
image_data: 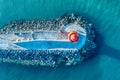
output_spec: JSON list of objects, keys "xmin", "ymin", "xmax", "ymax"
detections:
[{"xmin": 0, "ymin": 14, "xmax": 96, "ymax": 67}]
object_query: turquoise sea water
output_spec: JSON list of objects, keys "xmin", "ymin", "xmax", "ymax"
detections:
[{"xmin": 0, "ymin": 0, "xmax": 120, "ymax": 80}]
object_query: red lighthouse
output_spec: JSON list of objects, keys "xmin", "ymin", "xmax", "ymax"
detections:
[{"xmin": 68, "ymin": 31, "xmax": 79, "ymax": 42}]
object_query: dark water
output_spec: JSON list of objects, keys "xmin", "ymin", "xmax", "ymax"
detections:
[{"xmin": 0, "ymin": 0, "xmax": 120, "ymax": 80}]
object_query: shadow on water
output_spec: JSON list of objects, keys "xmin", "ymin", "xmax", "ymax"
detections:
[
  {"xmin": 0, "ymin": 22, "xmax": 120, "ymax": 80},
  {"xmin": 1, "ymin": 29, "xmax": 120, "ymax": 80},
  {"xmin": 96, "ymin": 33, "xmax": 120, "ymax": 61},
  {"xmin": 0, "ymin": 33, "xmax": 120, "ymax": 80}
]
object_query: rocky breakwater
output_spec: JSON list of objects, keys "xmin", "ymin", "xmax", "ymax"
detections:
[{"xmin": 0, "ymin": 14, "xmax": 96, "ymax": 67}]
